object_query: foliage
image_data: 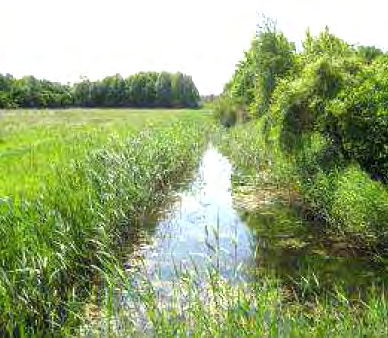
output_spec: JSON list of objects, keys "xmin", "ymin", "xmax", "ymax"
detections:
[
  {"xmin": 357, "ymin": 45, "xmax": 384, "ymax": 64},
  {"xmin": 213, "ymin": 95, "xmax": 247, "ymax": 127},
  {"xmin": 326, "ymin": 60, "xmax": 388, "ymax": 182},
  {"xmin": 218, "ymin": 22, "xmax": 388, "ymax": 247},
  {"xmin": 0, "ymin": 72, "xmax": 200, "ymax": 109},
  {"xmin": 302, "ymin": 27, "xmax": 352, "ymax": 62},
  {"xmin": 222, "ymin": 18, "xmax": 296, "ymax": 122},
  {"xmin": 250, "ymin": 21, "xmax": 296, "ymax": 116},
  {"xmin": 270, "ymin": 57, "xmax": 360, "ymax": 154}
]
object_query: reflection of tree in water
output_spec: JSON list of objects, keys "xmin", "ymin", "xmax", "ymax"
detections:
[
  {"xmin": 118, "ymin": 220, "xmax": 158, "ymax": 258},
  {"xmin": 240, "ymin": 201, "xmax": 387, "ymax": 298},
  {"xmin": 115, "ymin": 162, "xmax": 198, "ymax": 266}
]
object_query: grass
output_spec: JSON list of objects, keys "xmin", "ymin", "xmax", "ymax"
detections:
[
  {"xmin": 77, "ymin": 117, "xmax": 388, "ymax": 337},
  {"xmin": 0, "ymin": 109, "xmax": 203, "ymax": 198},
  {"xmin": 0, "ymin": 108, "xmax": 213, "ymax": 335},
  {"xmin": 82, "ymin": 255, "xmax": 388, "ymax": 337},
  {"xmin": 174, "ymin": 117, "xmax": 388, "ymax": 337}
]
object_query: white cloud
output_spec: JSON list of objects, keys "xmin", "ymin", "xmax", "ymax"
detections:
[{"xmin": 0, "ymin": 0, "xmax": 386, "ymax": 94}]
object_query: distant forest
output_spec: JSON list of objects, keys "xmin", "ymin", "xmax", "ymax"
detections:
[{"xmin": 0, "ymin": 71, "xmax": 200, "ymax": 109}]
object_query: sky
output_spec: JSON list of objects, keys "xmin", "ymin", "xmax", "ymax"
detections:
[{"xmin": 0, "ymin": 0, "xmax": 386, "ymax": 95}]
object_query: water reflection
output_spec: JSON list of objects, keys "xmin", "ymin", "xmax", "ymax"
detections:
[
  {"xmin": 241, "ymin": 200, "xmax": 388, "ymax": 295},
  {"xmin": 123, "ymin": 145, "xmax": 254, "ymax": 282}
]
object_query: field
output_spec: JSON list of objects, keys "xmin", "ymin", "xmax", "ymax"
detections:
[
  {"xmin": 0, "ymin": 108, "xmax": 213, "ymax": 335},
  {"xmin": 0, "ymin": 109, "xmax": 207, "ymax": 198}
]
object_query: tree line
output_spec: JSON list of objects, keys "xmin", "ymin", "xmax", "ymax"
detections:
[{"xmin": 0, "ymin": 71, "xmax": 200, "ymax": 109}]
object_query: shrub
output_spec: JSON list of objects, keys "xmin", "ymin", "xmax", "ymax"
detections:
[
  {"xmin": 326, "ymin": 60, "xmax": 388, "ymax": 182},
  {"xmin": 213, "ymin": 95, "xmax": 247, "ymax": 127}
]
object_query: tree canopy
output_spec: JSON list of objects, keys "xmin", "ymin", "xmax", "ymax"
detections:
[
  {"xmin": 215, "ymin": 18, "xmax": 388, "ymax": 183},
  {"xmin": 0, "ymin": 71, "xmax": 200, "ymax": 109}
]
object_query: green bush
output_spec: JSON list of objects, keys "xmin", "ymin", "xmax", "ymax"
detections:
[
  {"xmin": 249, "ymin": 25, "xmax": 296, "ymax": 117},
  {"xmin": 223, "ymin": 18, "xmax": 296, "ymax": 119},
  {"xmin": 326, "ymin": 60, "xmax": 388, "ymax": 182},
  {"xmin": 218, "ymin": 21, "xmax": 388, "ymax": 248},
  {"xmin": 269, "ymin": 57, "xmax": 362, "ymax": 155}
]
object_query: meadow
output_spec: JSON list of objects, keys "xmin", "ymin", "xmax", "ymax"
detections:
[
  {"xmin": 0, "ymin": 109, "xmax": 203, "ymax": 197},
  {"xmin": 0, "ymin": 108, "xmax": 212, "ymax": 335}
]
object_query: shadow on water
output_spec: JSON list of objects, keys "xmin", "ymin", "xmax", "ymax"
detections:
[
  {"xmin": 240, "ymin": 202, "xmax": 388, "ymax": 297},
  {"xmin": 119, "ymin": 144, "xmax": 387, "ymax": 297}
]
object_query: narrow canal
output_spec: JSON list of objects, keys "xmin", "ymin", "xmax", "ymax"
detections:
[
  {"xmin": 83, "ymin": 144, "xmax": 387, "ymax": 335},
  {"xmin": 121, "ymin": 145, "xmax": 386, "ymax": 293}
]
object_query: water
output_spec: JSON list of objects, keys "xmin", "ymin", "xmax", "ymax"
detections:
[
  {"xmin": 122, "ymin": 145, "xmax": 254, "ymax": 283},
  {"xmin": 121, "ymin": 145, "xmax": 387, "ymax": 294}
]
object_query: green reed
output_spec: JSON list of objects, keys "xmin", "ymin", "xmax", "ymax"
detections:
[{"xmin": 0, "ymin": 109, "xmax": 212, "ymax": 335}]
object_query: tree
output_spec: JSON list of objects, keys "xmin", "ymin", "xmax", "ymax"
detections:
[
  {"xmin": 0, "ymin": 71, "xmax": 200, "ymax": 109},
  {"xmin": 155, "ymin": 72, "xmax": 173, "ymax": 107},
  {"xmin": 357, "ymin": 45, "xmax": 384, "ymax": 64}
]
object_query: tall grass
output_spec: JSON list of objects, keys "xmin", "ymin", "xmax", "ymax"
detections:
[
  {"xmin": 83, "ymin": 256, "xmax": 388, "ymax": 337},
  {"xmin": 78, "ymin": 119, "xmax": 388, "ymax": 336},
  {"xmin": 0, "ymin": 109, "xmax": 213, "ymax": 335},
  {"xmin": 0, "ymin": 109, "xmax": 201, "ymax": 197}
]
